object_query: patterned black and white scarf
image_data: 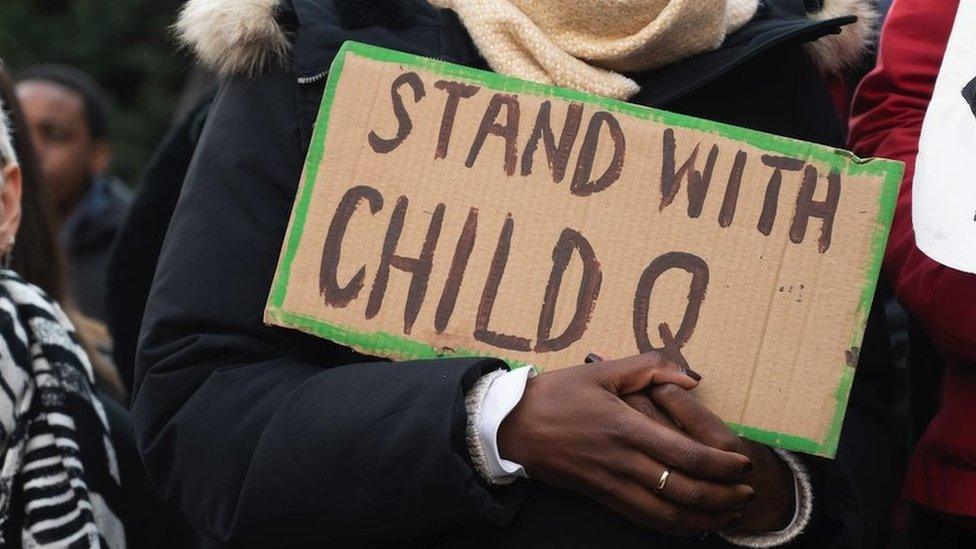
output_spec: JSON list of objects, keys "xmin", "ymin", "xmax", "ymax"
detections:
[{"xmin": 0, "ymin": 271, "xmax": 124, "ymax": 547}]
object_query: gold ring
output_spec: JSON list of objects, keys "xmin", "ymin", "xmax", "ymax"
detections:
[{"xmin": 655, "ymin": 468, "xmax": 671, "ymax": 492}]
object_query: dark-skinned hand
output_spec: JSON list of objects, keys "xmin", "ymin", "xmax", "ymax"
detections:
[
  {"xmin": 497, "ymin": 353, "xmax": 756, "ymax": 534},
  {"xmin": 591, "ymin": 352, "xmax": 797, "ymax": 533},
  {"xmin": 643, "ymin": 383, "xmax": 796, "ymax": 532}
]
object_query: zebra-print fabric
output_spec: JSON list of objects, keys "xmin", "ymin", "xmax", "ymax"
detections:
[{"xmin": 0, "ymin": 271, "xmax": 124, "ymax": 548}]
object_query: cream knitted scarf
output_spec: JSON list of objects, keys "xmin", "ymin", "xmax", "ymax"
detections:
[{"xmin": 429, "ymin": 0, "xmax": 759, "ymax": 99}]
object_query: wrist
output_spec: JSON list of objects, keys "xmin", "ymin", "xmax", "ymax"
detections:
[{"xmin": 496, "ymin": 375, "xmax": 538, "ymax": 470}]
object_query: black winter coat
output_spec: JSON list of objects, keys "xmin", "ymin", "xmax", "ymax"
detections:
[{"xmin": 129, "ymin": 1, "xmax": 900, "ymax": 547}]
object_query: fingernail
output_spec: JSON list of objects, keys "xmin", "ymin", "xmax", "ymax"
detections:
[
  {"xmin": 740, "ymin": 461, "xmax": 753, "ymax": 475},
  {"xmin": 727, "ymin": 515, "xmax": 743, "ymax": 529},
  {"xmin": 585, "ymin": 353, "xmax": 603, "ymax": 364},
  {"xmin": 683, "ymin": 367, "xmax": 702, "ymax": 381}
]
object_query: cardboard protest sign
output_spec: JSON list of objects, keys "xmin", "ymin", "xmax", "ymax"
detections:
[
  {"xmin": 914, "ymin": 0, "xmax": 976, "ymax": 274},
  {"xmin": 265, "ymin": 42, "xmax": 902, "ymax": 457}
]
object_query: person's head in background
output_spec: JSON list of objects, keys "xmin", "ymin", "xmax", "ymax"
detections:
[
  {"xmin": 1, "ymin": 63, "xmax": 124, "ymax": 402},
  {"xmin": 0, "ymin": 65, "xmax": 68, "ymax": 302},
  {"xmin": 15, "ymin": 64, "xmax": 110, "ymax": 225}
]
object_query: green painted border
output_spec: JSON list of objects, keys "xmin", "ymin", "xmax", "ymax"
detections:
[{"xmin": 266, "ymin": 41, "xmax": 904, "ymax": 458}]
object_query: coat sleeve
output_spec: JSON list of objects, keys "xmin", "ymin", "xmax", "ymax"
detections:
[
  {"xmin": 131, "ymin": 66, "xmax": 524, "ymax": 545},
  {"xmin": 848, "ymin": 0, "xmax": 976, "ymax": 365}
]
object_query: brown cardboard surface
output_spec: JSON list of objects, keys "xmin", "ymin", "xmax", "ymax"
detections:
[{"xmin": 265, "ymin": 42, "xmax": 903, "ymax": 457}]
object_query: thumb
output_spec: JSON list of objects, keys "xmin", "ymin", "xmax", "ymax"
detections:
[{"xmin": 597, "ymin": 352, "xmax": 698, "ymax": 394}]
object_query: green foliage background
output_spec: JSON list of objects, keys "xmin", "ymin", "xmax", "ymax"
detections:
[{"xmin": 0, "ymin": 0, "xmax": 189, "ymax": 184}]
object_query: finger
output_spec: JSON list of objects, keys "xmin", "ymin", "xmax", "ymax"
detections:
[
  {"xmin": 621, "ymin": 392, "xmax": 678, "ymax": 431},
  {"xmin": 587, "ymin": 352, "xmax": 701, "ymax": 381},
  {"xmin": 621, "ymin": 454, "xmax": 755, "ymax": 511},
  {"xmin": 589, "ymin": 477, "xmax": 743, "ymax": 533},
  {"xmin": 597, "ymin": 352, "xmax": 698, "ymax": 394},
  {"xmin": 650, "ymin": 384, "xmax": 743, "ymax": 452},
  {"xmin": 599, "ymin": 352, "xmax": 680, "ymax": 431},
  {"xmin": 617, "ymin": 407, "xmax": 752, "ymax": 479}
]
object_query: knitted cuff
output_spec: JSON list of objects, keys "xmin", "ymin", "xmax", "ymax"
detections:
[
  {"xmin": 719, "ymin": 448, "xmax": 814, "ymax": 548},
  {"xmin": 464, "ymin": 369, "xmax": 516, "ymax": 487}
]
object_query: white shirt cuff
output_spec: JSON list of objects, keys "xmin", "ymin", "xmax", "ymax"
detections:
[{"xmin": 464, "ymin": 367, "xmax": 535, "ymax": 485}]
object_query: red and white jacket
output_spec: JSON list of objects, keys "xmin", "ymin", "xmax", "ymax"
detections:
[{"xmin": 850, "ymin": 0, "xmax": 976, "ymax": 520}]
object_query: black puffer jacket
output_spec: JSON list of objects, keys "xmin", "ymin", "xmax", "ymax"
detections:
[{"xmin": 127, "ymin": 1, "xmax": 899, "ymax": 547}]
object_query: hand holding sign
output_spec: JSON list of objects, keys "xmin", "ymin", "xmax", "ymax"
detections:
[
  {"xmin": 646, "ymin": 384, "xmax": 796, "ymax": 532},
  {"xmin": 588, "ymin": 354, "xmax": 796, "ymax": 532},
  {"xmin": 497, "ymin": 353, "xmax": 756, "ymax": 534}
]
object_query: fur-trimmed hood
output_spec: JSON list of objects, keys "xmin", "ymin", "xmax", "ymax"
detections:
[
  {"xmin": 175, "ymin": 0, "xmax": 876, "ymax": 80},
  {"xmin": 175, "ymin": 0, "xmax": 291, "ymax": 78}
]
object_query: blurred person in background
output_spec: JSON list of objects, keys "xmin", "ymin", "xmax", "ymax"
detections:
[
  {"xmin": 16, "ymin": 64, "xmax": 132, "ymax": 322},
  {"xmin": 1, "ymin": 62, "xmax": 202, "ymax": 549},
  {"xmin": 850, "ymin": 0, "xmax": 976, "ymax": 545},
  {"xmin": 0, "ymin": 67, "xmax": 126, "ymax": 549},
  {"xmin": 0, "ymin": 67, "xmax": 125, "ymax": 404}
]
